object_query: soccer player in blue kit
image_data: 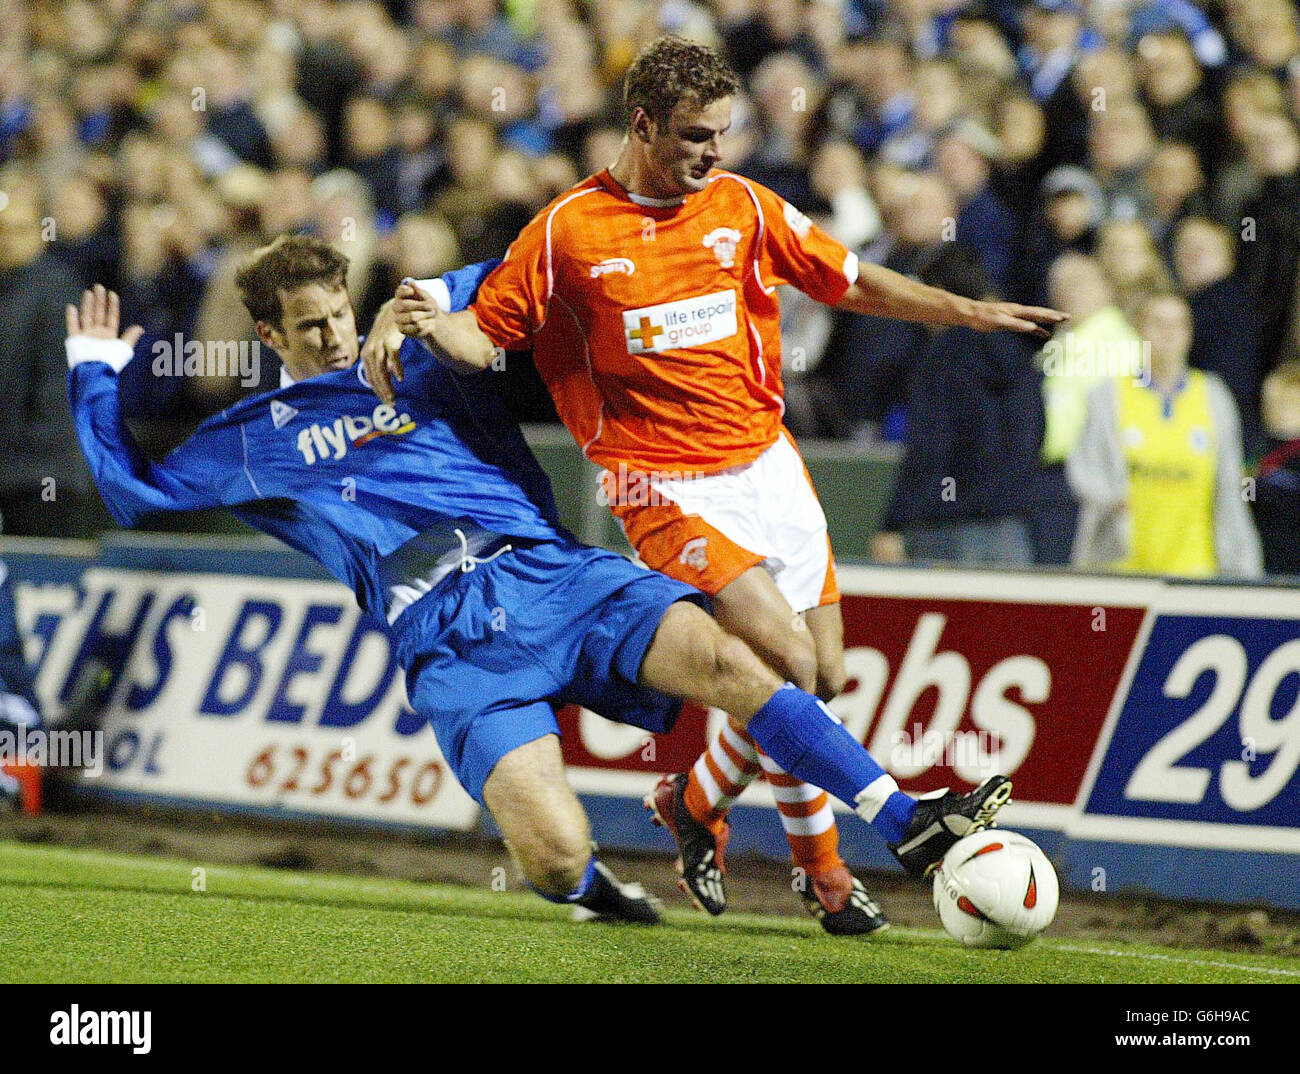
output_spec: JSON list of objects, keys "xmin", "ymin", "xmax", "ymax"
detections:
[{"xmin": 67, "ymin": 235, "xmax": 1012, "ymax": 924}]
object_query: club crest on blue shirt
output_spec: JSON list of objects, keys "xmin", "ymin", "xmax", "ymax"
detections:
[{"xmin": 269, "ymin": 399, "xmax": 299, "ymax": 429}]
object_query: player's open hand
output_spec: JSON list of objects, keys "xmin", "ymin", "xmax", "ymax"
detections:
[
  {"xmin": 66, "ymin": 284, "xmax": 143, "ymax": 347},
  {"xmin": 360, "ymin": 296, "xmax": 406, "ymax": 405},
  {"xmin": 964, "ymin": 300, "xmax": 1069, "ymax": 339}
]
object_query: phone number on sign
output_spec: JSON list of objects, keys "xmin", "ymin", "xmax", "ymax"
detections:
[{"xmin": 244, "ymin": 744, "xmax": 446, "ymax": 808}]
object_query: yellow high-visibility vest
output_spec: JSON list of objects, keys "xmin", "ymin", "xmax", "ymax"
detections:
[{"xmin": 1116, "ymin": 369, "xmax": 1217, "ymax": 577}]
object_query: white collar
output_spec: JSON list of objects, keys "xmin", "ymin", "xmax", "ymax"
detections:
[
  {"xmin": 627, "ymin": 189, "xmax": 686, "ymax": 208},
  {"xmin": 280, "ymin": 357, "xmax": 369, "ymax": 388},
  {"xmin": 606, "ymin": 169, "xmax": 687, "ymax": 208}
]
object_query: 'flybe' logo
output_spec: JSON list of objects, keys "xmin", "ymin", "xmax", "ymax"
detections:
[{"xmin": 296, "ymin": 403, "xmax": 415, "ymax": 465}]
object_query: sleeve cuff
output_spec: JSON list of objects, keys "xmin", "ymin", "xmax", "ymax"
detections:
[
  {"xmin": 66, "ymin": 335, "xmax": 134, "ymax": 373},
  {"xmin": 410, "ymin": 277, "xmax": 452, "ymax": 313},
  {"xmin": 843, "ymin": 251, "xmax": 860, "ymax": 287}
]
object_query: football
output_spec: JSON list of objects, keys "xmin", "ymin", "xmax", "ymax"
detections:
[{"xmin": 932, "ymin": 830, "xmax": 1059, "ymax": 948}]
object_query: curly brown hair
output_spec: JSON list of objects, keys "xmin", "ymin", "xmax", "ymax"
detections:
[
  {"xmin": 235, "ymin": 234, "xmax": 350, "ymax": 328},
  {"xmin": 622, "ymin": 36, "xmax": 740, "ymax": 128}
]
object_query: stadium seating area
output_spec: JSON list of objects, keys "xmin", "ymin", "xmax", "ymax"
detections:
[{"xmin": 2, "ymin": 0, "xmax": 1299, "ymax": 574}]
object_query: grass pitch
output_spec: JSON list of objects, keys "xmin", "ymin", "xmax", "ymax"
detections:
[{"xmin": 2, "ymin": 841, "xmax": 1296, "ymax": 984}]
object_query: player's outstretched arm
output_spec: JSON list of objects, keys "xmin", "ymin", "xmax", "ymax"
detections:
[
  {"xmin": 836, "ymin": 262, "xmax": 1068, "ymax": 339},
  {"xmin": 66, "ymin": 285, "xmax": 229, "ymax": 527},
  {"xmin": 392, "ymin": 281, "xmax": 497, "ymax": 376}
]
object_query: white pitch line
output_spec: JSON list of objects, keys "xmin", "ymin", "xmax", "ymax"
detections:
[{"xmin": 1051, "ymin": 943, "xmax": 1300, "ymax": 979}]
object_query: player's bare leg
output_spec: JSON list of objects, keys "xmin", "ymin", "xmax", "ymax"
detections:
[
  {"xmin": 804, "ymin": 601, "xmax": 848, "ymax": 700},
  {"xmin": 484, "ymin": 735, "xmax": 661, "ymax": 923},
  {"xmin": 712, "ymin": 567, "xmax": 817, "ymax": 691},
  {"xmin": 642, "ymin": 598, "xmax": 887, "ymax": 933},
  {"xmin": 638, "ymin": 601, "xmax": 784, "ymax": 721},
  {"xmin": 484, "ymin": 735, "xmax": 592, "ymax": 897}
]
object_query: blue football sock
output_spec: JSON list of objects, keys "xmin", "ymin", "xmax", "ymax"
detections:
[
  {"xmin": 747, "ymin": 685, "xmax": 917, "ymax": 843},
  {"xmin": 531, "ymin": 855, "xmax": 599, "ymax": 904}
]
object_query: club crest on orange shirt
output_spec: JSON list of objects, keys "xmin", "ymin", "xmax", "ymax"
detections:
[
  {"xmin": 702, "ymin": 227, "xmax": 742, "ymax": 268},
  {"xmin": 679, "ymin": 537, "xmax": 709, "ymax": 571}
]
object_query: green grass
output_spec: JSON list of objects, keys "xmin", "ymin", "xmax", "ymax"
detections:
[{"xmin": 1, "ymin": 841, "xmax": 1297, "ymax": 984}]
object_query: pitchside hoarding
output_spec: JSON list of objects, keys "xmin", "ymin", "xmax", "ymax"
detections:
[{"xmin": 3, "ymin": 536, "xmax": 1297, "ymax": 908}]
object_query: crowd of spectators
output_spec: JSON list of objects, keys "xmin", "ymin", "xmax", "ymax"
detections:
[{"xmin": 1, "ymin": 0, "xmax": 1297, "ymax": 577}]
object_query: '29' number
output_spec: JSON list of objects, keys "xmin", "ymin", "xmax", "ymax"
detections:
[{"xmin": 1125, "ymin": 637, "xmax": 1300, "ymax": 811}]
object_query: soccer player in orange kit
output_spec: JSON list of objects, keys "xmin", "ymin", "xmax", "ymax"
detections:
[{"xmin": 366, "ymin": 37, "xmax": 1065, "ymax": 934}]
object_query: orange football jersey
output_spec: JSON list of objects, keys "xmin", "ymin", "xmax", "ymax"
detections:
[{"xmin": 471, "ymin": 169, "xmax": 859, "ymax": 473}]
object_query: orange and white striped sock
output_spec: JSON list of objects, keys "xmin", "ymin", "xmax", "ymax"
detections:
[
  {"xmin": 684, "ymin": 724, "xmax": 844, "ymax": 877},
  {"xmin": 683, "ymin": 721, "xmax": 763, "ymax": 833},
  {"xmin": 756, "ymin": 750, "xmax": 843, "ymax": 878}
]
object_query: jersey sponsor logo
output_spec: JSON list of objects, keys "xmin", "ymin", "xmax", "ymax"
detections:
[
  {"xmin": 680, "ymin": 537, "xmax": 709, "ymax": 571},
  {"xmin": 701, "ymin": 227, "xmax": 742, "ymax": 268},
  {"xmin": 295, "ymin": 403, "xmax": 415, "ymax": 465},
  {"xmin": 783, "ymin": 201, "xmax": 812, "ymax": 240},
  {"xmin": 270, "ymin": 400, "xmax": 299, "ymax": 429},
  {"xmin": 590, "ymin": 257, "xmax": 636, "ymax": 278},
  {"xmin": 623, "ymin": 290, "xmax": 739, "ymax": 355}
]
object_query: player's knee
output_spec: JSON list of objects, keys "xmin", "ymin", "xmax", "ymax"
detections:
[
  {"xmin": 710, "ymin": 631, "xmax": 778, "ymax": 699},
  {"xmin": 768, "ymin": 633, "xmax": 818, "ymax": 694},
  {"xmin": 518, "ymin": 827, "xmax": 591, "ymax": 898}
]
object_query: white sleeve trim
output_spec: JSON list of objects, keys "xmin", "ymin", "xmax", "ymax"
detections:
[
  {"xmin": 66, "ymin": 335, "xmax": 133, "ymax": 373},
  {"xmin": 843, "ymin": 250, "xmax": 860, "ymax": 286},
  {"xmin": 410, "ymin": 277, "xmax": 452, "ymax": 313}
]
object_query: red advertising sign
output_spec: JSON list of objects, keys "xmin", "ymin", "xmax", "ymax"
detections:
[
  {"xmin": 837, "ymin": 595, "xmax": 1145, "ymax": 800},
  {"xmin": 557, "ymin": 590, "xmax": 1146, "ymax": 807}
]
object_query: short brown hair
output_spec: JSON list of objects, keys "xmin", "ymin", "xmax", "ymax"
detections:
[
  {"xmin": 622, "ymin": 36, "xmax": 739, "ymax": 127},
  {"xmin": 235, "ymin": 234, "xmax": 349, "ymax": 328}
]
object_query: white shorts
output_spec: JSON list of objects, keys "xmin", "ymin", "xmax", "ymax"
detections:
[{"xmin": 609, "ymin": 431, "xmax": 839, "ymax": 613}]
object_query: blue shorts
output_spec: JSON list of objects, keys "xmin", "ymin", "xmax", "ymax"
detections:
[{"xmin": 394, "ymin": 535, "xmax": 707, "ymax": 803}]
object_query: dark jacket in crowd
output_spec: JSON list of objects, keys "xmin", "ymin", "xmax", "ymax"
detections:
[
  {"xmin": 0, "ymin": 251, "xmax": 92, "ymax": 520},
  {"xmin": 52, "ymin": 225, "xmax": 121, "ymax": 296},
  {"xmin": 1144, "ymin": 88, "xmax": 1223, "ymax": 178},
  {"xmin": 1187, "ymin": 272, "xmax": 1263, "ymax": 452},
  {"xmin": 1239, "ymin": 173, "xmax": 1300, "ymax": 373},
  {"xmin": 1038, "ymin": 77, "xmax": 1090, "ymax": 174},
  {"xmin": 1253, "ymin": 438, "xmax": 1300, "ymax": 577},
  {"xmin": 1005, "ymin": 212, "xmax": 1095, "ymax": 308},
  {"xmin": 815, "ymin": 309, "xmax": 927, "ymax": 431},
  {"xmin": 814, "ymin": 240, "xmax": 968, "ymax": 430},
  {"xmin": 206, "ymin": 102, "xmax": 275, "ymax": 170},
  {"xmin": 882, "ymin": 325, "xmax": 1044, "ymax": 531},
  {"xmin": 957, "ymin": 188, "xmax": 1020, "ymax": 294}
]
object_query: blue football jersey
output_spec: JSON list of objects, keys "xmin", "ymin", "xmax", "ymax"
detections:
[{"xmin": 69, "ymin": 262, "xmax": 565, "ymax": 634}]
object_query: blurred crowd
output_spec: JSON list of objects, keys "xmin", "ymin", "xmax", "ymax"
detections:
[{"xmin": 1, "ymin": 0, "xmax": 1298, "ymax": 577}]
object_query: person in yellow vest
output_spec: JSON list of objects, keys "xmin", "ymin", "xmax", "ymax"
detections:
[
  {"xmin": 1067, "ymin": 292, "xmax": 1263, "ymax": 578},
  {"xmin": 1031, "ymin": 254, "xmax": 1144, "ymax": 564}
]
